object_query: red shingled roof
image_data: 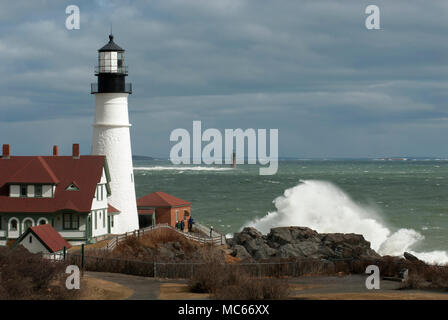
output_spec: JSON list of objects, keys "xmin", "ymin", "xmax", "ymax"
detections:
[
  {"xmin": 29, "ymin": 224, "xmax": 71, "ymax": 253},
  {"xmin": 0, "ymin": 155, "xmax": 107, "ymax": 213},
  {"xmin": 108, "ymin": 204, "xmax": 120, "ymax": 213},
  {"xmin": 138, "ymin": 209, "xmax": 154, "ymax": 215},
  {"xmin": 137, "ymin": 191, "xmax": 191, "ymax": 208},
  {"xmin": 9, "ymin": 157, "xmax": 59, "ymax": 184}
]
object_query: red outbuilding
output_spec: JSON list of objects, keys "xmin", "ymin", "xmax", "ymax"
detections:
[{"xmin": 137, "ymin": 192, "xmax": 192, "ymax": 229}]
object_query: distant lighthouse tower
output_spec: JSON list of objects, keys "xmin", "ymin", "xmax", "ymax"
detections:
[{"xmin": 91, "ymin": 34, "xmax": 139, "ymax": 234}]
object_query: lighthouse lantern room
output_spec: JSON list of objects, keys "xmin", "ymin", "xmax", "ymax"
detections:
[
  {"xmin": 91, "ymin": 34, "xmax": 139, "ymax": 234},
  {"xmin": 92, "ymin": 35, "xmax": 131, "ymax": 94}
]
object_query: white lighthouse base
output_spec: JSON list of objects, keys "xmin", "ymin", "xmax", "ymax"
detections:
[{"xmin": 92, "ymin": 93, "xmax": 139, "ymax": 234}]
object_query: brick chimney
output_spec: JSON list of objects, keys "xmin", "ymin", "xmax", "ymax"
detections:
[
  {"xmin": 53, "ymin": 145, "xmax": 59, "ymax": 156},
  {"xmin": 72, "ymin": 144, "xmax": 80, "ymax": 159},
  {"xmin": 2, "ymin": 144, "xmax": 10, "ymax": 159}
]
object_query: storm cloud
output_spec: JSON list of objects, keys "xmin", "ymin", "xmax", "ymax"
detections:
[{"xmin": 0, "ymin": 0, "xmax": 447, "ymax": 158}]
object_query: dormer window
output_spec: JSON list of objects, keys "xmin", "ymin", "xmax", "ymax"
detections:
[
  {"xmin": 20, "ymin": 185, "xmax": 27, "ymax": 197},
  {"xmin": 35, "ymin": 185, "xmax": 42, "ymax": 198},
  {"xmin": 66, "ymin": 183, "xmax": 79, "ymax": 191}
]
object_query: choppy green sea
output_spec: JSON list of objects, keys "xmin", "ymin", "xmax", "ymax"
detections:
[{"xmin": 134, "ymin": 160, "xmax": 448, "ymax": 263}]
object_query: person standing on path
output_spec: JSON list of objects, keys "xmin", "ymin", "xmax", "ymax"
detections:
[
  {"xmin": 188, "ymin": 216, "xmax": 194, "ymax": 232},
  {"xmin": 210, "ymin": 226, "xmax": 214, "ymax": 238},
  {"xmin": 180, "ymin": 220, "xmax": 185, "ymax": 232}
]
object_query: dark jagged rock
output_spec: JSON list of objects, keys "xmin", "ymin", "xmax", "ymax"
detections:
[
  {"xmin": 231, "ymin": 245, "xmax": 252, "ymax": 260},
  {"xmin": 404, "ymin": 252, "xmax": 424, "ymax": 264},
  {"xmin": 229, "ymin": 226, "xmax": 381, "ymax": 261}
]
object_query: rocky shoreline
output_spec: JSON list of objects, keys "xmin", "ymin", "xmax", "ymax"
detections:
[{"xmin": 227, "ymin": 226, "xmax": 382, "ymax": 262}]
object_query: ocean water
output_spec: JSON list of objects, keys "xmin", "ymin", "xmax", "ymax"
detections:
[{"xmin": 133, "ymin": 160, "xmax": 448, "ymax": 264}]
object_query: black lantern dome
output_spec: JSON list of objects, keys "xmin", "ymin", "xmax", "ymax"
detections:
[{"xmin": 91, "ymin": 34, "xmax": 132, "ymax": 94}]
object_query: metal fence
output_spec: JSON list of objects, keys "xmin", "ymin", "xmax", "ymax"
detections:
[{"xmin": 57, "ymin": 252, "xmax": 354, "ymax": 279}]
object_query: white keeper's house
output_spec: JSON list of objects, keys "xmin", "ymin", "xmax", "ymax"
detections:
[{"xmin": 0, "ymin": 143, "xmax": 119, "ymax": 246}]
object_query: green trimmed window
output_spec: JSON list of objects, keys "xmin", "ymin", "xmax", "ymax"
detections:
[
  {"xmin": 63, "ymin": 213, "xmax": 79, "ymax": 230},
  {"xmin": 10, "ymin": 219, "xmax": 18, "ymax": 231}
]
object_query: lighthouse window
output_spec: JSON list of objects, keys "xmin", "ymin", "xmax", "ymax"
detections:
[
  {"xmin": 99, "ymin": 51, "xmax": 121, "ymax": 73},
  {"xmin": 104, "ymin": 52, "xmax": 111, "ymax": 72},
  {"xmin": 110, "ymin": 52, "xmax": 117, "ymax": 72},
  {"xmin": 117, "ymin": 52, "xmax": 124, "ymax": 69}
]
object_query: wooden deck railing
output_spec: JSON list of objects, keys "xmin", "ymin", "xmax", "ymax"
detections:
[{"xmin": 105, "ymin": 223, "xmax": 225, "ymax": 251}]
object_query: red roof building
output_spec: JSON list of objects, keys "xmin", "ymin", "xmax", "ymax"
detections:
[
  {"xmin": 14, "ymin": 224, "xmax": 72, "ymax": 254},
  {"xmin": 137, "ymin": 192, "xmax": 192, "ymax": 229},
  {"xmin": 0, "ymin": 144, "xmax": 115, "ymax": 246}
]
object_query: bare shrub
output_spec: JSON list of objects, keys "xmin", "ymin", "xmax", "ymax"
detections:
[
  {"xmin": 188, "ymin": 247, "xmax": 228, "ymax": 292},
  {"xmin": 0, "ymin": 246, "xmax": 81, "ymax": 300},
  {"xmin": 423, "ymin": 265, "xmax": 448, "ymax": 289},
  {"xmin": 111, "ymin": 228, "xmax": 199, "ymax": 261},
  {"xmin": 188, "ymin": 249, "xmax": 289, "ymax": 299},
  {"xmin": 401, "ymin": 272, "xmax": 427, "ymax": 290},
  {"xmin": 67, "ymin": 251, "xmax": 155, "ymax": 277},
  {"xmin": 400, "ymin": 264, "xmax": 448, "ymax": 290},
  {"xmin": 213, "ymin": 276, "xmax": 289, "ymax": 300}
]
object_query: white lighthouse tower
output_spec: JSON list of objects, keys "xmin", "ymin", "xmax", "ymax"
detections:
[{"xmin": 91, "ymin": 34, "xmax": 139, "ymax": 234}]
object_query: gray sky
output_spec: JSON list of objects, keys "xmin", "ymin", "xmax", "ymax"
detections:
[{"xmin": 0, "ymin": 0, "xmax": 447, "ymax": 158}]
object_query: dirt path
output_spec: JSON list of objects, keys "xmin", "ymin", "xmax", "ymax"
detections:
[
  {"xmin": 80, "ymin": 275, "xmax": 134, "ymax": 300},
  {"xmin": 84, "ymin": 272, "xmax": 448, "ymax": 300},
  {"xmin": 85, "ymin": 272, "xmax": 161, "ymax": 300},
  {"xmin": 289, "ymin": 275, "xmax": 448, "ymax": 300}
]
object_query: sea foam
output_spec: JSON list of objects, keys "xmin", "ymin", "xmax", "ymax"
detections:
[{"xmin": 244, "ymin": 180, "xmax": 448, "ymax": 265}]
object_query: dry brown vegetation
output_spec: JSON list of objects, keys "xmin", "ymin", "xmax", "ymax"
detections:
[
  {"xmin": 66, "ymin": 229, "xmax": 212, "ymax": 277},
  {"xmin": 342, "ymin": 255, "xmax": 448, "ymax": 290},
  {"xmin": 188, "ymin": 249, "xmax": 290, "ymax": 300},
  {"xmin": 114, "ymin": 228, "xmax": 199, "ymax": 259},
  {"xmin": 400, "ymin": 264, "xmax": 448, "ymax": 290},
  {"xmin": 80, "ymin": 275, "xmax": 134, "ymax": 300},
  {"xmin": 0, "ymin": 246, "xmax": 82, "ymax": 300},
  {"xmin": 69, "ymin": 228, "xmax": 448, "ymax": 293}
]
